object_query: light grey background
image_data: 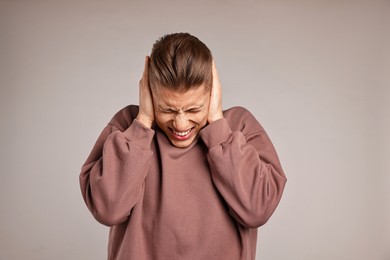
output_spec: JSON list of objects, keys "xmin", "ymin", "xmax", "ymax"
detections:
[{"xmin": 1, "ymin": 0, "xmax": 389, "ymax": 259}]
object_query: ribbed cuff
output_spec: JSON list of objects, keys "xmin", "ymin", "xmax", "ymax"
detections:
[
  {"xmin": 122, "ymin": 119, "xmax": 155, "ymax": 149},
  {"xmin": 200, "ymin": 118, "xmax": 232, "ymax": 148}
]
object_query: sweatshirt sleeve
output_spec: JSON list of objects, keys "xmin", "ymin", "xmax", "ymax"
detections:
[
  {"xmin": 199, "ymin": 107, "xmax": 287, "ymax": 228},
  {"xmin": 79, "ymin": 118, "xmax": 155, "ymax": 227}
]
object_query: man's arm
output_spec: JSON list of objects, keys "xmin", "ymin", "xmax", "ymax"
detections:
[
  {"xmin": 79, "ymin": 118, "xmax": 154, "ymax": 226},
  {"xmin": 201, "ymin": 62, "xmax": 287, "ymax": 228},
  {"xmin": 200, "ymin": 109, "xmax": 287, "ymax": 228},
  {"xmin": 79, "ymin": 57, "xmax": 155, "ymax": 226}
]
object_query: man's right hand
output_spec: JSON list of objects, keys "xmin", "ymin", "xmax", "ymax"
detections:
[{"xmin": 136, "ymin": 56, "xmax": 154, "ymax": 128}]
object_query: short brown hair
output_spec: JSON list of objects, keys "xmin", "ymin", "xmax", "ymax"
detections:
[{"xmin": 149, "ymin": 33, "xmax": 213, "ymax": 92}]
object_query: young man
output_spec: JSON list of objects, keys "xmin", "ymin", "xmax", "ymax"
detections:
[{"xmin": 80, "ymin": 33, "xmax": 287, "ymax": 260}]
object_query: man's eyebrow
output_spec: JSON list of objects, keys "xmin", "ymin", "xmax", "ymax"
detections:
[
  {"xmin": 186, "ymin": 105, "xmax": 205, "ymax": 110},
  {"xmin": 189, "ymin": 103, "xmax": 206, "ymax": 109},
  {"xmin": 158, "ymin": 104, "xmax": 205, "ymax": 110},
  {"xmin": 157, "ymin": 105, "xmax": 176, "ymax": 111}
]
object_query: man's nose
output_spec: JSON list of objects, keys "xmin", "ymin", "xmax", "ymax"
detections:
[{"xmin": 173, "ymin": 113, "xmax": 188, "ymax": 130}]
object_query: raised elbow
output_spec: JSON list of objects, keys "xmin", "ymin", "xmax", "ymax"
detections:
[
  {"xmin": 230, "ymin": 208, "xmax": 273, "ymax": 228},
  {"xmin": 92, "ymin": 209, "xmax": 130, "ymax": 227}
]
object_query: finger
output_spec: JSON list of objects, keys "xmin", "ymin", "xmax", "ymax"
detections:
[
  {"xmin": 212, "ymin": 60, "xmax": 216, "ymax": 78},
  {"xmin": 212, "ymin": 60, "xmax": 222, "ymax": 96},
  {"xmin": 211, "ymin": 60, "xmax": 222, "ymax": 94},
  {"xmin": 143, "ymin": 56, "xmax": 150, "ymax": 80},
  {"xmin": 212, "ymin": 60, "xmax": 216, "ymax": 90}
]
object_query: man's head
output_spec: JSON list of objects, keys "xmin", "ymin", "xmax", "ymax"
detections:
[
  {"xmin": 148, "ymin": 32, "xmax": 213, "ymax": 92},
  {"xmin": 148, "ymin": 33, "xmax": 214, "ymax": 148}
]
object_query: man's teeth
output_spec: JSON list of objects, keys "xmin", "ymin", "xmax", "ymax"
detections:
[{"xmin": 173, "ymin": 129, "xmax": 191, "ymax": 136}]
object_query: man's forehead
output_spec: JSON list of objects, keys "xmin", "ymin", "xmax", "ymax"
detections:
[
  {"xmin": 153, "ymin": 85, "xmax": 209, "ymax": 106},
  {"xmin": 157, "ymin": 100, "xmax": 205, "ymax": 110},
  {"xmin": 152, "ymin": 83, "xmax": 209, "ymax": 95}
]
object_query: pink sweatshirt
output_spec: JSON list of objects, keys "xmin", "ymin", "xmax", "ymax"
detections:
[{"xmin": 80, "ymin": 105, "xmax": 286, "ymax": 260}]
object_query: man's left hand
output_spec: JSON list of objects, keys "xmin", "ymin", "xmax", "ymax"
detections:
[{"xmin": 208, "ymin": 60, "xmax": 224, "ymax": 123}]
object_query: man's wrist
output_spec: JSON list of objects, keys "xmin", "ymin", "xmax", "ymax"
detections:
[
  {"xmin": 200, "ymin": 118, "xmax": 231, "ymax": 148},
  {"xmin": 208, "ymin": 112, "xmax": 224, "ymax": 124},
  {"xmin": 136, "ymin": 115, "xmax": 153, "ymax": 129}
]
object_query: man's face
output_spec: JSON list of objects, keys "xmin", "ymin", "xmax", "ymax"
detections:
[{"xmin": 152, "ymin": 84, "xmax": 210, "ymax": 148}]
